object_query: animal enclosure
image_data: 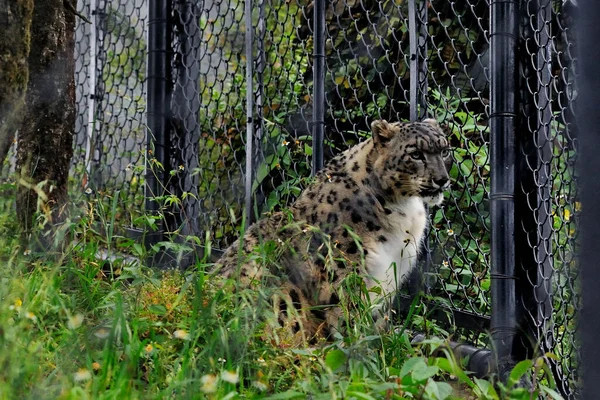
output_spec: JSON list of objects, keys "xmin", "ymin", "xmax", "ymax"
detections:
[{"xmin": 28, "ymin": 0, "xmax": 581, "ymax": 397}]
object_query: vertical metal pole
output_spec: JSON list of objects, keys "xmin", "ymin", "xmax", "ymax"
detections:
[
  {"xmin": 417, "ymin": 0, "xmax": 428, "ymax": 119},
  {"xmin": 253, "ymin": 0, "xmax": 266, "ymax": 214},
  {"xmin": 244, "ymin": 0, "xmax": 255, "ymax": 227},
  {"xmin": 408, "ymin": 0, "xmax": 418, "ymax": 122},
  {"xmin": 490, "ymin": 0, "xmax": 518, "ymax": 380},
  {"xmin": 84, "ymin": 0, "xmax": 97, "ymax": 186},
  {"xmin": 579, "ymin": 1, "xmax": 600, "ymax": 397},
  {"xmin": 147, "ymin": 0, "xmax": 171, "ymax": 232},
  {"xmin": 312, "ymin": 0, "xmax": 325, "ymax": 174},
  {"xmin": 407, "ymin": 0, "xmax": 429, "ymax": 297}
]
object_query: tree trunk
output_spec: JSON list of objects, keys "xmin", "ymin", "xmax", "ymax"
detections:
[
  {"xmin": 16, "ymin": 0, "xmax": 75, "ymax": 237},
  {"xmin": 0, "ymin": 0, "xmax": 33, "ymax": 166}
]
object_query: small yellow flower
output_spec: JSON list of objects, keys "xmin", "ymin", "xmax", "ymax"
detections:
[
  {"xmin": 25, "ymin": 312, "xmax": 37, "ymax": 322},
  {"xmin": 221, "ymin": 370, "xmax": 239, "ymax": 384},
  {"xmin": 173, "ymin": 329, "xmax": 190, "ymax": 340},
  {"xmin": 9, "ymin": 298, "xmax": 22, "ymax": 311},
  {"xmin": 92, "ymin": 362, "xmax": 101, "ymax": 371},
  {"xmin": 68, "ymin": 314, "xmax": 84, "ymax": 329},
  {"xmin": 23, "ymin": 249, "xmax": 31, "ymax": 256},
  {"xmin": 145, "ymin": 344, "xmax": 154, "ymax": 353},
  {"xmin": 178, "ymin": 164, "xmax": 185, "ymax": 171},
  {"xmin": 84, "ymin": 188, "xmax": 93, "ymax": 195},
  {"xmin": 442, "ymin": 260, "xmax": 449, "ymax": 268},
  {"xmin": 282, "ymin": 140, "xmax": 289, "ymax": 146},
  {"xmin": 200, "ymin": 374, "xmax": 219, "ymax": 393},
  {"xmin": 564, "ymin": 208, "xmax": 571, "ymax": 221},
  {"xmin": 447, "ymin": 229, "xmax": 454, "ymax": 236},
  {"xmin": 217, "ymin": 357, "xmax": 226, "ymax": 363},
  {"xmin": 257, "ymin": 357, "xmax": 266, "ymax": 364},
  {"xmin": 575, "ymin": 201, "xmax": 582, "ymax": 212},
  {"xmin": 73, "ymin": 368, "xmax": 92, "ymax": 382}
]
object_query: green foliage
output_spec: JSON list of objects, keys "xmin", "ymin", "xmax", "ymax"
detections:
[{"xmin": 0, "ymin": 202, "xmax": 565, "ymax": 399}]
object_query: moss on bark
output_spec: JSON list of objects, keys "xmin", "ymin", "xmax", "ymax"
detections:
[
  {"xmin": 16, "ymin": 0, "xmax": 75, "ymax": 237},
  {"xmin": 0, "ymin": 0, "xmax": 33, "ymax": 165}
]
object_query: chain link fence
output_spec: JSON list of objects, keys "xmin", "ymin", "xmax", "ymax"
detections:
[
  {"xmin": 73, "ymin": 0, "xmax": 148, "ymax": 228},
  {"xmin": 0, "ymin": 0, "xmax": 578, "ymax": 397}
]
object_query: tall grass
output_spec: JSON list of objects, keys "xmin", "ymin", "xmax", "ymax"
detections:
[{"xmin": 0, "ymin": 198, "xmax": 562, "ymax": 400}]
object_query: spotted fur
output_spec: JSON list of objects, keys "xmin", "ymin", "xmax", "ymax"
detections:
[{"xmin": 215, "ymin": 119, "xmax": 451, "ymax": 341}]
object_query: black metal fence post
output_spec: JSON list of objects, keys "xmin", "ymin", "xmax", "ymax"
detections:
[
  {"xmin": 407, "ymin": 0, "xmax": 431, "ymax": 299},
  {"xmin": 244, "ymin": 0, "xmax": 255, "ymax": 227},
  {"xmin": 312, "ymin": 0, "xmax": 325, "ymax": 175},
  {"xmin": 147, "ymin": 0, "xmax": 172, "ymax": 243},
  {"xmin": 489, "ymin": 0, "xmax": 519, "ymax": 380},
  {"xmin": 579, "ymin": 1, "xmax": 600, "ymax": 397}
]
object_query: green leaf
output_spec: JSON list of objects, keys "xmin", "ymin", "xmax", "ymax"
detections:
[
  {"xmin": 412, "ymin": 365, "xmax": 439, "ymax": 382},
  {"xmin": 540, "ymin": 385, "xmax": 565, "ymax": 400},
  {"xmin": 345, "ymin": 392, "xmax": 376, "ymax": 400},
  {"xmin": 265, "ymin": 391, "xmax": 306, "ymax": 399},
  {"xmin": 148, "ymin": 304, "xmax": 167, "ymax": 315},
  {"xmin": 325, "ymin": 349, "xmax": 347, "ymax": 372},
  {"xmin": 400, "ymin": 357, "xmax": 427, "ymax": 378},
  {"xmin": 474, "ymin": 377, "xmax": 499, "ymax": 399},
  {"xmin": 433, "ymin": 357, "xmax": 474, "ymax": 388},
  {"xmin": 508, "ymin": 360, "xmax": 533, "ymax": 387}
]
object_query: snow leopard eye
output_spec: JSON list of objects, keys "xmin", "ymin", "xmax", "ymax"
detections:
[
  {"xmin": 409, "ymin": 151, "xmax": 424, "ymax": 160},
  {"xmin": 440, "ymin": 148, "xmax": 451, "ymax": 158}
]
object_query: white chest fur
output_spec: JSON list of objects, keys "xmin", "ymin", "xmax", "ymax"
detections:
[{"xmin": 365, "ymin": 197, "xmax": 427, "ymax": 299}]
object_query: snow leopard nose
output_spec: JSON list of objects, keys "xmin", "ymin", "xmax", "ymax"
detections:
[{"xmin": 432, "ymin": 177, "xmax": 450, "ymax": 189}]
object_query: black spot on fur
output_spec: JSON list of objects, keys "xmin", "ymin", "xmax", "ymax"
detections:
[
  {"xmin": 342, "ymin": 230, "xmax": 349, "ymax": 238},
  {"xmin": 311, "ymin": 308, "xmax": 326, "ymax": 321},
  {"xmin": 279, "ymin": 299, "xmax": 287, "ymax": 314},
  {"xmin": 329, "ymin": 293, "xmax": 340, "ymax": 305},
  {"xmin": 384, "ymin": 208, "xmax": 393, "ymax": 215},
  {"xmin": 366, "ymin": 220, "xmax": 381, "ymax": 231},
  {"xmin": 352, "ymin": 162, "xmax": 360, "ymax": 171},
  {"xmin": 327, "ymin": 212, "xmax": 339, "ymax": 224},
  {"xmin": 347, "ymin": 242, "xmax": 358, "ymax": 254},
  {"xmin": 290, "ymin": 289, "xmax": 302, "ymax": 309},
  {"xmin": 311, "ymin": 212, "xmax": 318, "ymax": 223},
  {"xmin": 351, "ymin": 212, "xmax": 362, "ymax": 224},
  {"xmin": 378, "ymin": 235, "xmax": 388, "ymax": 242}
]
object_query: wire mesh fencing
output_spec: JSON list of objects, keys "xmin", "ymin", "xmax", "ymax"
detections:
[
  {"xmin": 0, "ymin": 0, "xmax": 578, "ymax": 397},
  {"xmin": 73, "ymin": 0, "xmax": 148, "ymax": 229}
]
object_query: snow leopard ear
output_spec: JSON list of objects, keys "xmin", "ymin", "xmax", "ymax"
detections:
[
  {"xmin": 371, "ymin": 119, "xmax": 396, "ymax": 145},
  {"xmin": 422, "ymin": 118, "xmax": 441, "ymax": 128}
]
